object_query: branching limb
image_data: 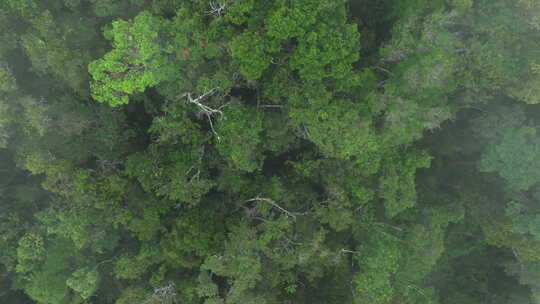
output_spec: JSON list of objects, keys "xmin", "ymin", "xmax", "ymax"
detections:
[
  {"xmin": 206, "ymin": 1, "xmax": 226, "ymax": 17},
  {"xmin": 174, "ymin": 88, "xmax": 223, "ymax": 141},
  {"xmin": 175, "ymin": 88, "xmax": 222, "ymax": 115}
]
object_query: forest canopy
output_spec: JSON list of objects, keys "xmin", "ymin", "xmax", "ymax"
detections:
[{"xmin": 1, "ymin": 0, "xmax": 540, "ymax": 303}]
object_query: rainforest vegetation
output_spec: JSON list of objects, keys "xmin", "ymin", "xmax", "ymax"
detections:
[{"xmin": 1, "ymin": 0, "xmax": 540, "ymax": 303}]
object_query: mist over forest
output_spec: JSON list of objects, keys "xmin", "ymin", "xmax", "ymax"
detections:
[{"xmin": 1, "ymin": 0, "xmax": 540, "ymax": 303}]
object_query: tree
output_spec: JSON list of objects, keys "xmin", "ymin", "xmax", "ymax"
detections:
[
  {"xmin": 215, "ymin": 103, "xmax": 264, "ymax": 172},
  {"xmin": 472, "ymin": 104, "xmax": 540, "ymax": 191},
  {"xmin": 66, "ymin": 267, "xmax": 100, "ymax": 300},
  {"xmin": 353, "ymin": 231, "xmax": 401, "ymax": 304},
  {"xmin": 89, "ymin": 11, "xmax": 177, "ymax": 106},
  {"xmin": 379, "ymin": 149, "xmax": 431, "ymax": 218},
  {"xmin": 125, "ymin": 144, "xmax": 214, "ymax": 205}
]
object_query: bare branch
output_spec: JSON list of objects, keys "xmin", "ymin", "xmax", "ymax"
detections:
[
  {"xmin": 245, "ymin": 196, "xmax": 307, "ymax": 219},
  {"xmin": 246, "ymin": 196, "xmax": 296, "ymax": 218},
  {"xmin": 295, "ymin": 124, "xmax": 311, "ymax": 139},
  {"xmin": 206, "ymin": 113, "xmax": 221, "ymax": 141},
  {"xmin": 374, "ymin": 65, "xmax": 394, "ymax": 75},
  {"xmin": 374, "ymin": 222, "xmax": 403, "ymax": 232},
  {"xmin": 188, "ymin": 169, "xmax": 201, "ymax": 184},
  {"xmin": 206, "ymin": 1, "xmax": 226, "ymax": 17},
  {"xmin": 176, "ymin": 88, "xmax": 222, "ymax": 115},
  {"xmin": 340, "ymin": 248, "xmax": 359, "ymax": 255},
  {"xmin": 97, "ymin": 159, "xmax": 122, "ymax": 172},
  {"xmin": 142, "ymin": 283, "xmax": 177, "ymax": 304},
  {"xmin": 174, "ymin": 88, "xmax": 223, "ymax": 141},
  {"xmin": 258, "ymin": 104, "xmax": 284, "ymax": 109},
  {"xmin": 406, "ymin": 284, "xmax": 427, "ymax": 297}
]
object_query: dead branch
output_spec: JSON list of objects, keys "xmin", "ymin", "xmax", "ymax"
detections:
[
  {"xmin": 340, "ymin": 248, "xmax": 360, "ymax": 255},
  {"xmin": 188, "ymin": 169, "xmax": 201, "ymax": 184},
  {"xmin": 374, "ymin": 222, "xmax": 403, "ymax": 232},
  {"xmin": 175, "ymin": 88, "xmax": 222, "ymax": 115},
  {"xmin": 206, "ymin": 1, "xmax": 226, "ymax": 17},
  {"xmin": 258, "ymin": 104, "xmax": 284, "ymax": 108},
  {"xmin": 374, "ymin": 65, "xmax": 394, "ymax": 75},
  {"xmin": 142, "ymin": 283, "xmax": 177, "ymax": 304},
  {"xmin": 174, "ymin": 88, "xmax": 223, "ymax": 141},
  {"xmin": 245, "ymin": 196, "xmax": 307, "ymax": 219},
  {"xmin": 246, "ymin": 196, "xmax": 296, "ymax": 218}
]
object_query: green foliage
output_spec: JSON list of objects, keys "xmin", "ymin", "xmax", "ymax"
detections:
[
  {"xmin": 353, "ymin": 232, "xmax": 400, "ymax": 304},
  {"xmin": 377, "ymin": 7, "xmax": 461, "ymax": 144},
  {"xmin": 230, "ymin": 32, "xmax": 280, "ymax": 80},
  {"xmin": 0, "ymin": 62, "xmax": 16, "ymax": 92},
  {"xmin": 2, "ymin": 0, "xmax": 540, "ymax": 303},
  {"xmin": 397, "ymin": 204, "xmax": 464, "ymax": 285},
  {"xmin": 379, "ymin": 150, "xmax": 431, "ymax": 218},
  {"xmin": 125, "ymin": 144, "xmax": 214, "ymax": 205},
  {"xmin": 506, "ymin": 261, "xmax": 540, "ymax": 303},
  {"xmin": 15, "ymin": 233, "xmax": 45, "ymax": 274},
  {"xmin": 114, "ymin": 244, "xmax": 163, "ymax": 280},
  {"xmin": 290, "ymin": 22, "xmax": 359, "ymax": 83},
  {"xmin": 115, "ymin": 287, "xmax": 150, "ymax": 304},
  {"xmin": 89, "ymin": 11, "xmax": 176, "ymax": 106},
  {"xmin": 201, "ymin": 222, "xmax": 265, "ymax": 303},
  {"xmin": 161, "ymin": 206, "xmax": 226, "ymax": 268},
  {"xmin": 20, "ymin": 238, "xmax": 82, "ymax": 304},
  {"xmin": 66, "ymin": 267, "xmax": 100, "ymax": 300},
  {"xmin": 216, "ymin": 104, "xmax": 264, "ymax": 172},
  {"xmin": 480, "ymin": 126, "xmax": 540, "ymax": 191},
  {"xmin": 473, "ymin": 104, "xmax": 540, "ymax": 191},
  {"xmin": 506, "ymin": 200, "xmax": 540, "ymax": 242},
  {"xmin": 452, "ymin": 0, "xmax": 540, "ymax": 104}
]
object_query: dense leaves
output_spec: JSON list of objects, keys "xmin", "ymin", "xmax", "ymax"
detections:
[{"xmin": 1, "ymin": 0, "xmax": 539, "ymax": 303}]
